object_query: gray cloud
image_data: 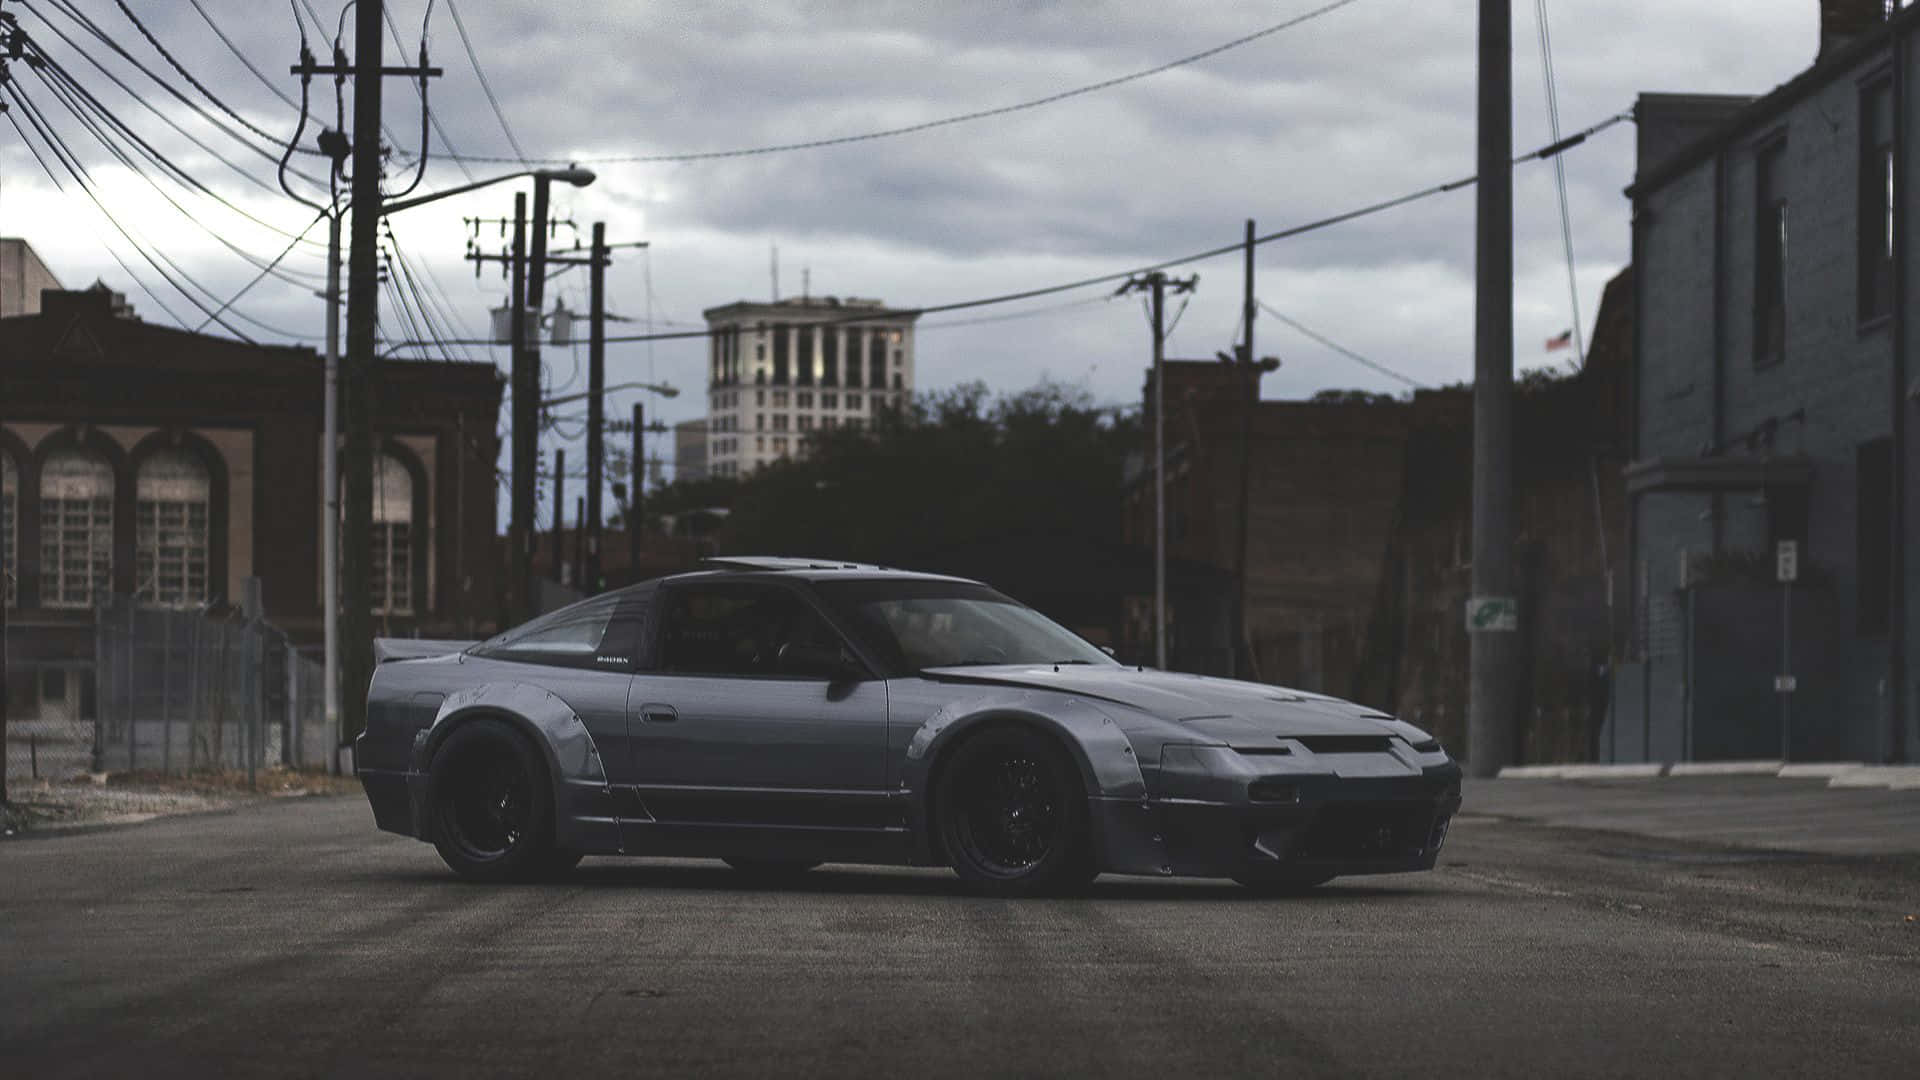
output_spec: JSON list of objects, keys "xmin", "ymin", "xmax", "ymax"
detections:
[{"xmin": 0, "ymin": 0, "xmax": 1827, "ymax": 499}]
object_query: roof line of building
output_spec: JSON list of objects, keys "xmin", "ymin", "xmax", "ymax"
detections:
[{"xmin": 1627, "ymin": 7, "xmax": 1920, "ymax": 199}]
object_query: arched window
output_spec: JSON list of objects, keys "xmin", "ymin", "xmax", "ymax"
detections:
[
  {"xmin": 41, "ymin": 450, "xmax": 114, "ymax": 608},
  {"xmin": 135, "ymin": 448, "xmax": 211, "ymax": 606},
  {"xmin": 2, "ymin": 451, "xmax": 16, "ymax": 607},
  {"xmin": 371, "ymin": 452, "xmax": 413, "ymax": 615}
]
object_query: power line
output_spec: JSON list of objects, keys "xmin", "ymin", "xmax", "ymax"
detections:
[
  {"xmin": 442, "ymin": 0, "xmax": 1369, "ymax": 165},
  {"xmin": 382, "ymin": 1, "xmax": 473, "ymax": 182},
  {"xmin": 24, "ymin": 0, "xmax": 333, "ymax": 190},
  {"xmin": 443, "ymin": 0, "xmax": 527, "ymax": 166},
  {"xmin": 107, "ymin": 0, "xmax": 315, "ymax": 155},
  {"xmin": 1, "ymin": 101, "xmax": 190, "ymax": 329},
  {"xmin": 918, "ymin": 294, "xmax": 1115, "ymax": 330},
  {"xmin": 1533, "ymin": 0, "xmax": 1583, "ymax": 369},
  {"xmin": 1256, "ymin": 300, "xmax": 1427, "ymax": 389},
  {"xmin": 186, "ymin": 0, "xmax": 301, "ymax": 112},
  {"xmin": 25, "ymin": 42, "xmax": 331, "ymax": 276},
  {"xmin": 3, "ymin": 80, "xmax": 262, "ymax": 342},
  {"xmin": 382, "ymin": 110, "xmax": 1632, "ymax": 353},
  {"xmin": 197, "ymin": 208, "xmax": 330, "ymax": 332}
]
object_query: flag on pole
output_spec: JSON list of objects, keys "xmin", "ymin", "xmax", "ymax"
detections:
[{"xmin": 1545, "ymin": 329, "xmax": 1573, "ymax": 351}]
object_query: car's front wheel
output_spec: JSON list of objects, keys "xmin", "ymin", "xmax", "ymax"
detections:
[
  {"xmin": 427, "ymin": 718, "xmax": 558, "ymax": 883},
  {"xmin": 936, "ymin": 726, "xmax": 1093, "ymax": 897}
]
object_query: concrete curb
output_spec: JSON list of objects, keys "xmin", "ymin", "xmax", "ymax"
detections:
[
  {"xmin": 1493, "ymin": 760, "xmax": 1920, "ymax": 789},
  {"xmin": 1826, "ymin": 766, "xmax": 1920, "ymax": 790},
  {"xmin": 1667, "ymin": 760, "xmax": 1784, "ymax": 776},
  {"xmin": 1497, "ymin": 763, "xmax": 1669, "ymax": 779},
  {"xmin": 1778, "ymin": 763, "xmax": 1867, "ymax": 778}
]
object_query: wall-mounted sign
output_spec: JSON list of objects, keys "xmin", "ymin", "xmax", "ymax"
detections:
[
  {"xmin": 1466, "ymin": 596, "xmax": 1519, "ymax": 632},
  {"xmin": 1776, "ymin": 540, "xmax": 1799, "ymax": 583}
]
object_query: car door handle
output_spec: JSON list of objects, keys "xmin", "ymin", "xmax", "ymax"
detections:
[{"xmin": 640, "ymin": 705, "xmax": 678, "ymax": 724}]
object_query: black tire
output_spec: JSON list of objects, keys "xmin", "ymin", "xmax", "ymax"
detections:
[
  {"xmin": 427, "ymin": 718, "xmax": 558, "ymax": 884},
  {"xmin": 722, "ymin": 857, "xmax": 822, "ymax": 882},
  {"xmin": 1232, "ymin": 872, "xmax": 1334, "ymax": 896},
  {"xmin": 935, "ymin": 725, "xmax": 1093, "ymax": 897}
]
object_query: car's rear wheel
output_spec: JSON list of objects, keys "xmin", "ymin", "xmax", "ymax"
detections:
[
  {"xmin": 936, "ymin": 726, "xmax": 1092, "ymax": 897},
  {"xmin": 428, "ymin": 718, "xmax": 558, "ymax": 883},
  {"xmin": 1232, "ymin": 872, "xmax": 1334, "ymax": 895},
  {"xmin": 722, "ymin": 857, "xmax": 822, "ymax": 882}
]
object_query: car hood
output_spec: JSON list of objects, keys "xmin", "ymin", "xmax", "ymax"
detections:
[{"xmin": 918, "ymin": 664, "xmax": 1401, "ymax": 748}]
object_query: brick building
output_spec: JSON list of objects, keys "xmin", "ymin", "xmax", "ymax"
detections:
[
  {"xmin": 1616, "ymin": 1, "xmax": 1916, "ymax": 764},
  {"xmin": 1123, "ymin": 271, "xmax": 1632, "ymax": 765},
  {"xmin": 1354, "ymin": 269, "xmax": 1633, "ymax": 762},
  {"xmin": 2, "ymin": 286, "xmax": 504, "ymax": 723},
  {"xmin": 1122, "ymin": 361, "xmax": 1410, "ymax": 692}
]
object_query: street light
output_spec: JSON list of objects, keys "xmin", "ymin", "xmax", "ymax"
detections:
[
  {"xmin": 540, "ymin": 380, "xmax": 678, "ymax": 408},
  {"xmin": 325, "ymin": 164, "xmax": 595, "ymax": 763},
  {"xmin": 380, "ymin": 166, "xmax": 595, "ymax": 216}
]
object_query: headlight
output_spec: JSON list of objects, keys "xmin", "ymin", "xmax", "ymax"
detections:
[{"xmin": 1382, "ymin": 718, "xmax": 1443, "ymax": 754}]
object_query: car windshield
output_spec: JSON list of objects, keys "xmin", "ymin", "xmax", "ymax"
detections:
[{"xmin": 813, "ymin": 579, "xmax": 1116, "ymax": 671}]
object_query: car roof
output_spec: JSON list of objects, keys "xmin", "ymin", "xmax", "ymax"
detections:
[{"xmin": 669, "ymin": 556, "xmax": 979, "ymax": 586}]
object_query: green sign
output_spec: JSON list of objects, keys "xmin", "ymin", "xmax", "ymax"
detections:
[{"xmin": 1466, "ymin": 596, "xmax": 1519, "ymax": 632}]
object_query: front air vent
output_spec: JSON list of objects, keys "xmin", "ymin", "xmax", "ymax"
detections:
[
  {"xmin": 1295, "ymin": 735, "xmax": 1394, "ymax": 754},
  {"xmin": 1247, "ymin": 780, "xmax": 1300, "ymax": 804}
]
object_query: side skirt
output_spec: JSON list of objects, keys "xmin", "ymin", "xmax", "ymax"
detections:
[{"xmin": 610, "ymin": 784, "xmax": 916, "ymax": 865}]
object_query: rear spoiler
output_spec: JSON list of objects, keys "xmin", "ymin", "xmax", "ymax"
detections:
[{"xmin": 373, "ymin": 638, "xmax": 479, "ymax": 664}]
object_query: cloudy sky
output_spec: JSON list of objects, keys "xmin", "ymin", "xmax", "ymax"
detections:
[{"xmin": 0, "ymin": 0, "xmax": 1823, "ymax": 499}]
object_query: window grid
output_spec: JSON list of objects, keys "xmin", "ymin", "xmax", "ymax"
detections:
[
  {"xmin": 41, "ymin": 495, "xmax": 113, "ymax": 609},
  {"xmin": 135, "ymin": 499, "xmax": 208, "ymax": 607},
  {"xmin": 372, "ymin": 521, "xmax": 414, "ymax": 616}
]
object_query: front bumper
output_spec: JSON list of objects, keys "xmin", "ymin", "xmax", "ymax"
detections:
[{"xmin": 1090, "ymin": 746, "xmax": 1463, "ymax": 879}]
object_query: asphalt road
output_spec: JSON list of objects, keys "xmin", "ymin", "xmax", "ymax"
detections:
[{"xmin": 3, "ymin": 794, "xmax": 1917, "ymax": 1078}]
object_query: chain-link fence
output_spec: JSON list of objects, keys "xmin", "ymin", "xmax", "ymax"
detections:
[{"xmin": 4, "ymin": 596, "xmax": 331, "ymax": 785}]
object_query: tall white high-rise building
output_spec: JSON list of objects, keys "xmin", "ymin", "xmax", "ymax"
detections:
[{"xmin": 699, "ymin": 296, "xmax": 918, "ymax": 477}]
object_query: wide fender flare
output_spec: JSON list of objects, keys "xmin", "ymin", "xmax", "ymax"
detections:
[
  {"xmin": 901, "ymin": 690, "xmax": 1147, "ymax": 803},
  {"xmin": 416, "ymin": 681, "xmax": 609, "ymax": 789}
]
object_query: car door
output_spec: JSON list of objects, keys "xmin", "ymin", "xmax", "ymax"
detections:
[{"xmin": 626, "ymin": 579, "xmax": 891, "ymax": 830}]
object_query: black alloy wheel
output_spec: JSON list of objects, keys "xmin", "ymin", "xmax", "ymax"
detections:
[
  {"xmin": 429, "ymin": 718, "xmax": 559, "ymax": 883},
  {"xmin": 937, "ymin": 726, "xmax": 1093, "ymax": 897}
]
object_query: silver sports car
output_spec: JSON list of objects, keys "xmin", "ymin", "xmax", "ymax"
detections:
[{"xmin": 355, "ymin": 558, "xmax": 1462, "ymax": 895}]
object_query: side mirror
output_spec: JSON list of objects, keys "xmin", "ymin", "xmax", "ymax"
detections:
[
  {"xmin": 777, "ymin": 642, "xmax": 862, "ymax": 680},
  {"xmin": 1100, "ymin": 645, "xmax": 1117, "ymax": 657}
]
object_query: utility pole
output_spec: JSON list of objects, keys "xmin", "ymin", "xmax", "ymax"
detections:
[
  {"xmin": 551, "ymin": 447, "xmax": 565, "ymax": 583},
  {"xmin": 519, "ymin": 177, "xmax": 559, "ymax": 618},
  {"xmin": 1236, "ymin": 220, "xmax": 1256, "ymax": 681},
  {"xmin": 586, "ymin": 223, "xmax": 607, "ymax": 593},
  {"xmin": 338, "ymin": 0, "xmax": 384, "ymax": 751},
  {"xmin": 573, "ymin": 495, "xmax": 585, "ymax": 590},
  {"xmin": 1118, "ymin": 271, "xmax": 1198, "ymax": 669},
  {"xmin": 321, "ymin": 211, "xmax": 340, "ymax": 763},
  {"xmin": 508, "ymin": 193, "xmax": 532, "ymax": 624},
  {"xmin": 630, "ymin": 401, "xmax": 644, "ymax": 580},
  {"xmin": 2, "ymin": 569, "xmax": 10, "ymax": 807},
  {"xmin": 298, "ymin": 0, "xmax": 440, "ymax": 749},
  {"xmin": 1468, "ymin": 0, "xmax": 1518, "ymax": 777}
]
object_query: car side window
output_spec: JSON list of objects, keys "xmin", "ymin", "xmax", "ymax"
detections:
[
  {"xmin": 470, "ymin": 590, "xmax": 642, "ymax": 670},
  {"xmin": 658, "ymin": 583, "xmax": 847, "ymax": 677}
]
